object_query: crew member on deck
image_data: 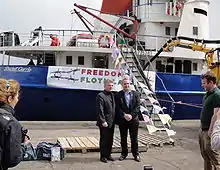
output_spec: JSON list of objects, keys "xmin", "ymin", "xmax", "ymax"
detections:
[
  {"xmin": 50, "ymin": 34, "xmax": 60, "ymax": 46},
  {"xmin": 0, "ymin": 79, "xmax": 29, "ymax": 170},
  {"xmin": 33, "ymin": 26, "xmax": 42, "ymax": 46}
]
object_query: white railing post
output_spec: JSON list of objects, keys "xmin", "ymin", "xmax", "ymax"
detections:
[
  {"xmin": 178, "ymin": 9, "xmax": 181, "ymax": 17},
  {"xmin": 2, "ymin": 33, "xmax": 4, "ymax": 47},
  {"xmin": 12, "ymin": 31, "xmax": 15, "ymax": 46},
  {"xmin": 62, "ymin": 30, "xmax": 65, "ymax": 46},
  {"xmin": 2, "ymin": 50, "xmax": 5, "ymax": 65},
  {"xmin": 169, "ymin": 2, "xmax": 173, "ymax": 15},
  {"xmin": 76, "ymin": 30, "xmax": 78, "ymax": 47},
  {"xmin": 173, "ymin": 0, "xmax": 177, "ymax": 16},
  {"xmin": 7, "ymin": 55, "xmax": 10, "ymax": 65},
  {"xmin": 165, "ymin": 2, "xmax": 168, "ymax": 15}
]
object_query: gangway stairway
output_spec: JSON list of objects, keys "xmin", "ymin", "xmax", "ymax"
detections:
[
  {"xmin": 118, "ymin": 42, "xmax": 175, "ymax": 138},
  {"xmin": 121, "ymin": 47, "xmax": 158, "ymax": 110}
]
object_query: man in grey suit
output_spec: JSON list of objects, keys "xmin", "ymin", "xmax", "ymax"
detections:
[{"xmin": 96, "ymin": 79, "xmax": 115, "ymax": 163}]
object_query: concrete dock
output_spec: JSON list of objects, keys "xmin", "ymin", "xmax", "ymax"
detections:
[{"xmin": 11, "ymin": 120, "xmax": 204, "ymax": 170}]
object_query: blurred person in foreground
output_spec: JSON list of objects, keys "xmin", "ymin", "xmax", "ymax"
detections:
[
  {"xmin": 199, "ymin": 71, "xmax": 220, "ymax": 170},
  {"xmin": 0, "ymin": 79, "xmax": 29, "ymax": 170}
]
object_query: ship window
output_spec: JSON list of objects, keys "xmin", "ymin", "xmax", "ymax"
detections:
[
  {"xmin": 165, "ymin": 27, "xmax": 171, "ymax": 36},
  {"xmin": 156, "ymin": 61, "xmax": 161, "ymax": 71},
  {"xmin": 167, "ymin": 57, "xmax": 174, "ymax": 63},
  {"xmin": 175, "ymin": 28, "xmax": 178, "ymax": 36},
  {"xmin": 183, "ymin": 60, "xmax": 192, "ymax": 74},
  {"xmin": 78, "ymin": 56, "xmax": 84, "ymax": 65},
  {"xmin": 166, "ymin": 65, "xmax": 173, "ymax": 73},
  {"xmin": 66, "ymin": 56, "xmax": 72, "ymax": 65},
  {"xmin": 193, "ymin": 26, "xmax": 198, "ymax": 35},
  {"xmin": 194, "ymin": 8, "xmax": 207, "ymax": 16},
  {"xmin": 175, "ymin": 60, "xmax": 182, "ymax": 73},
  {"xmin": 93, "ymin": 56, "xmax": 108, "ymax": 69},
  {"xmin": 156, "ymin": 61, "xmax": 165, "ymax": 72},
  {"xmin": 193, "ymin": 63, "xmax": 198, "ymax": 71}
]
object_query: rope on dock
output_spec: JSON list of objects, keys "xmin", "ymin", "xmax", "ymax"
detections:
[{"xmin": 158, "ymin": 99, "xmax": 203, "ymax": 109}]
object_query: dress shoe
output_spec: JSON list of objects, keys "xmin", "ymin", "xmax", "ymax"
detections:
[
  {"xmin": 118, "ymin": 155, "xmax": 126, "ymax": 161},
  {"xmin": 107, "ymin": 156, "xmax": 115, "ymax": 161},
  {"xmin": 134, "ymin": 155, "xmax": 141, "ymax": 162},
  {"xmin": 100, "ymin": 157, "xmax": 108, "ymax": 163}
]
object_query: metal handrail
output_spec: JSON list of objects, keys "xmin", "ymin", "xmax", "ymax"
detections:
[
  {"xmin": 130, "ymin": 47, "xmax": 154, "ymax": 92},
  {"xmin": 117, "ymin": 33, "xmax": 155, "ymax": 94}
]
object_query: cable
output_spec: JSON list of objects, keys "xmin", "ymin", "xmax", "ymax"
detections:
[
  {"xmin": 136, "ymin": 40, "xmax": 175, "ymax": 102},
  {"xmin": 116, "ymin": 33, "xmax": 167, "ymax": 113},
  {"xmin": 158, "ymin": 99, "xmax": 203, "ymax": 109}
]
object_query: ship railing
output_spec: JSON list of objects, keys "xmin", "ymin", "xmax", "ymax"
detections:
[
  {"xmin": 136, "ymin": 34, "xmax": 171, "ymax": 52},
  {"xmin": 133, "ymin": 0, "xmax": 183, "ymax": 20},
  {"xmin": 0, "ymin": 29, "xmax": 173, "ymax": 52},
  {"xmin": 0, "ymin": 29, "xmax": 117, "ymax": 49}
]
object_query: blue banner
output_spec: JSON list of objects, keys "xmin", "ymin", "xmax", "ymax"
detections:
[
  {"xmin": 0, "ymin": 65, "xmax": 48, "ymax": 86},
  {"xmin": 0, "ymin": 66, "xmax": 205, "ymax": 93}
]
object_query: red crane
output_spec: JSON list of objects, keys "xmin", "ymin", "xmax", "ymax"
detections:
[{"xmin": 74, "ymin": 3, "xmax": 140, "ymax": 40}]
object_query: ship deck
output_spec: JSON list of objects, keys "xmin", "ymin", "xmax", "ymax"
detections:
[{"xmin": 0, "ymin": 46, "xmax": 113, "ymax": 59}]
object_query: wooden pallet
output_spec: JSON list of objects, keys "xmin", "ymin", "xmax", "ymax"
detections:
[
  {"xmin": 58, "ymin": 136, "xmax": 100, "ymax": 153},
  {"xmin": 138, "ymin": 133, "xmax": 174, "ymax": 147},
  {"xmin": 58, "ymin": 136, "xmax": 148, "ymax": 153},
  {"xmin": 112, "ymin": 136, "xmax": 147, "ymax": 153},
  {"xmin": 57, "ymin": 131, "xmax": 175, "ymax": 153}
]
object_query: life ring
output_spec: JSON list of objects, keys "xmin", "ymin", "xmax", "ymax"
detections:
[
  {"xmin": 98, "ymin": 34, "xmax": 106, "ymax": 47},
  {"xmin": 98, "ymin": 34, "xmax": 112, "ymax": 48},
  {"xmin": 176, "ymin": 1, "xmax": 183, "ymax": 10}
]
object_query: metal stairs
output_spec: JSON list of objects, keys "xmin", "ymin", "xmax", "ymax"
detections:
[
  {"xmin": 120, "ymin": 47, "xmax": 160, "ymax": 112},
  {"xmin": 119, "ymin": 44, "xmax": 174, "ymax": 135}
]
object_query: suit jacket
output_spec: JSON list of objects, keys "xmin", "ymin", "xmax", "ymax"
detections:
[
  {"xmin": 96, "ymin": 91, "xmax": 116, "ymax": 128},
  {"xmin": 115, "ymin": 90, "xmax": 140, "ymax": 124}
]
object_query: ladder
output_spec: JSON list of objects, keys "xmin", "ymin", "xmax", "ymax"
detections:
[
  {"xmin": 121, "ymin": 47, "xmax": 158, "ymax": 109},
  {"xmin": 119, "ymin": 41, "xmax": 175, "ymax": 137}
]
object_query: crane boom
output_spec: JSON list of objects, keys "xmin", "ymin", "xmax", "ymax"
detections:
[{"xmin": 143, "ymin": 36, "xmax": 220, "ymax": 84}]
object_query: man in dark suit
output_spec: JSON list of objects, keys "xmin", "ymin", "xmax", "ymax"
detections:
[
  {"xmin": 115, "ymin": 77, "xmax": 141, "ymax": 162},
  {"xmin": 96, "ymin": 79, "xmax": 115, "ymax": 163}
]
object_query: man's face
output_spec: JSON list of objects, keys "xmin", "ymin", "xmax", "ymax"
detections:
[
  {"xmin": 122, "ymin": 79, "xmax": 130, "ymax": 91},
  {"xmin": 201, "ymin": 78, "xmax": 213, "ymax": 91},
  {"xmin": 104, "ymin": 82, "xmax": 114, "ymax": 92}
]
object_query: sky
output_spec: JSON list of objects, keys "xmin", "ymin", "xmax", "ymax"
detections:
[
  {"xmin": 0, "ymin": 0, "xmax": 102, "ymax": 64},
  {"xmin": 0, "ymin": 0, "xmax": 219, "ymax": 64},
  {"xmin": 0, "ymin": 0, "xmax": 102, "ymax": 33}
]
